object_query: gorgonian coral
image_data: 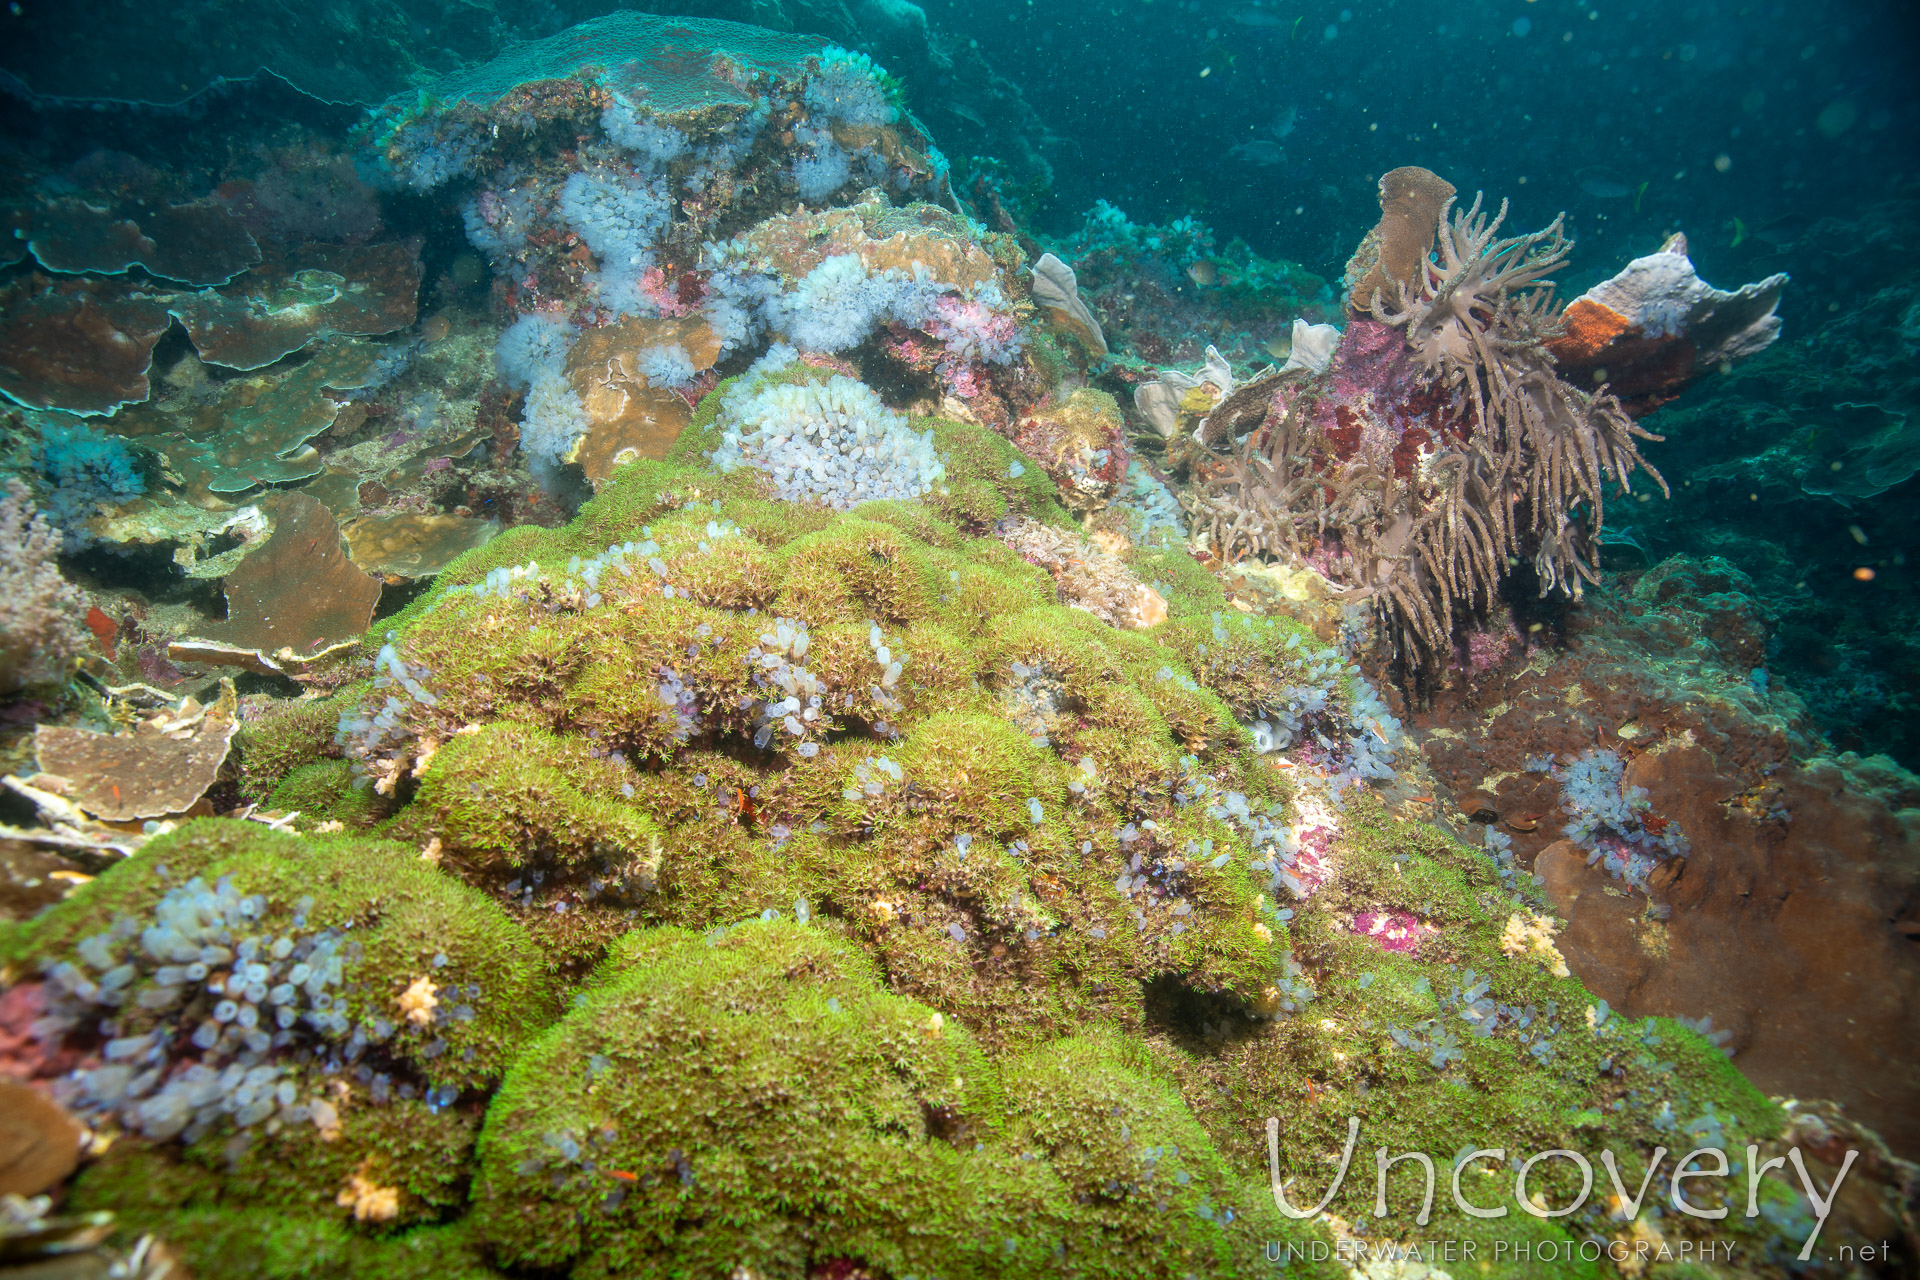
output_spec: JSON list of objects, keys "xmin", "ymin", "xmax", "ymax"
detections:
[{"xmin": 1185, "ymin": 171, "xmax": 1672, "ymax": 676}]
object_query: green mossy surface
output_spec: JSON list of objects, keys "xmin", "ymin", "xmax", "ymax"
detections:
[
  {"xmin": 8, "ymin": 391, "xmax": 1843, "ymax": 1276},
  {"xmin": 471, "ymin": 920, "xmax": 1334, "ymax": 1279},
  {"xmin": 240, "ymin": 693, "xmax": 354, "ymax": 804},
  {"xmin": 268, "ymin": 758, "xmax": 384, "ymax": 828},
  {"xmin": 69, "ymin": 1099, "xmax": 480, "ymax": 1231},
  {"xmin": 3, "ymin": 820, "xmax": 555, "ymax": 1096},
  {"xmin": 76, "ymin": 1202, "xmax": 504, "ymax": 1280}
]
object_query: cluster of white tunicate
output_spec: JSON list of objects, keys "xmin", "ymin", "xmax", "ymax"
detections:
[
  {"xmin": 466, "ymin": 559, "xmax": 548, "ymax": 602},
  {"xmin": 654, "ymin": 667, "xmax": 701, "ymax": 743},
  {"xmin": 1117, "ymin": 460, "xmax": 1185, "ymax": 544},
  {"xmin": 1238, "ymin": 625, "xmax": 1401, "ymax": 786},
  {"xmin": 460, "ymin": 523, "xmax": 737, "ymax": 611},
  {"xmin": 844, "ymin": 755, "xmax": 904, "ymax": 802},
  {"xmin": 493, "ymin": 313, "xmax": 589, "ymax": 468},
  {"xmin": 1341, "ymin": 675, "xmax": 1403, "ymax": 783},
  {"xmin": 711, "ymin": 372, "xmax": 945, "ymax": 510},
  {"xmin": 337, "ymin": 641, "xmax": 440, "ymax": 789},
  {"xmin": 1065, "ymin": 756, "xmax": 1101, "ymax": 800},
  {"xmin": 748, "ymin": 617, "xmax": 824, "ymax": 753},
  {"xmin": 381, "ymin": 119, "xmax": 481, "ymax": 191},
  {"xmin": 461, "ymin": 186, "xmax": 541, "ymax": 264},
  {"xmin": 697, "ymin": 239, "xmax": 783, "ymax": 355},
  {"xmin": 866, "ymin": 621, "xmax": 904, "ymax": 692},
  {"xmin": 599, "ymin": 97, "xmax": 690, "ymax": 168},
  {"xmin": 40, "ymin": 877, "xmax": 389, "ymax": 1143},
  {"xmin": 558, "ymin": 169, "xmax": 672, "ymax": 270},
  {"xmin": 765, "ymin": 254, "xmax": 947, "ymax": 353},
  {"xmin": 1248, "ymin": 680, "xmax": 1329, "ymax": 755},
  {"xmin": 806, "ymin": 48, "xmax": 897, "ymax": 128},
  {"xmin": 791, "ymin": 121, "xmax": 855, "ymax": 201},
  {"xmin": 638, "ymin": 342, "xmax": 697, "ymax": 388}
]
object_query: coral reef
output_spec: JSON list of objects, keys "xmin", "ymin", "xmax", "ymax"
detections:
[
  {"xmin": 1405, "ymin": 552, "xmax": 1920, "ymax": 1157},
  {"xmin": 1047, "ymin": 203, "xmax": 1330, "ymax": 371},
  {"xmin": 471, "ymin": 922, "xmax": 1310, "ymax": 1276},
  {"xmin": 0, "ymin": 15, "xmax": 1913, "ymax": 1278}
]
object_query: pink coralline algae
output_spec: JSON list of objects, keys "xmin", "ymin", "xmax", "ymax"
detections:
[
  {"xmin": 1347, "ymin": 908, "xmax": 1437, "ymax": 955},
  {"xmin": 1460, "ymin": 620, "xmax": 1522, "ymax": 674},
  {"xmin": 638, "ymin": 266, "xmax": 700, "ymax": 318}
]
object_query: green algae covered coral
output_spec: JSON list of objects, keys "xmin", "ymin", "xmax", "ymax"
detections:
[
  {"xmin": 5, "ymin": 820, "xmax": 553, "ymax": 1247},
  {"xmin": 472, "ymin": 920, "xmax": 1325, "ymax": 1277},
  {"xmin": 1, "ymin": 366, "xmax": 1857, "ymax": 1277}
]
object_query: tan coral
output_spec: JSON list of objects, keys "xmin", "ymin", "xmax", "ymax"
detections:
[
  {"xmin": 998, "ymin": 517, "xmax": 1164, "ymax": 630},
  {"xmin": 1009, "ymin": 389, "xmax": 1128, "ymax": 513},
  {"xmin": 1500, "ymin": 911, "xmax": 1571, "ymax": 978},
  {"xmin": 336, "ymin": 1162, "xmax": 401, "ymax": 1222},
  {"xmin": 33, "ymin": 678, "xmax": 241, "ymax": 822},
  {"xmin": 564, "ymin": 314, "xmax": 719, "ymax": 484},
  {"xmin": 396, "ymin": 975, "xmax": 439, "ymax": 1026},
  {"xmin": 733, "ymin": 196, "xmax": 1006, "ymax": 299}
]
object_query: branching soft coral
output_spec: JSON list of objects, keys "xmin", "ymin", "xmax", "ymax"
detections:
[
  {"xmin": 0, "ymin": 477, "xmax": 87, "ymax": 692},
  {"xmin": 1186, "ymin": 177, "xmax": 1675, "ymax": 676},
  {"xmin": 1372, "ymin": 193, "xmax": 1668, "ymax": 596}
]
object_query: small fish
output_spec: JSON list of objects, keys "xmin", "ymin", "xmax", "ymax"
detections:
[
  {"xmin": 1632, "ymin": 180, "xmax": 1648, "ymax": 212},
  {"xmin": 1728, "ymin": 217, "xmax": 1748, "ymax": 248},
  {"xmin": 1753, "ymin": 212, "xmax": 1810, "ymax": 249},
  {"xmin": 1229, "ymin": 140, "xmax": 1285, "ymax": 166},
  {"xmin": 1186, "ymin": 259, "xmax": 1218, "ymax": 287},
  {"xmin": 1263, "ymin": 334, "xmax": 1293, "ymax": 362},
  {"xmin": 1576, "ymin": 167, "xmax": 1634, "ymax": 199}
]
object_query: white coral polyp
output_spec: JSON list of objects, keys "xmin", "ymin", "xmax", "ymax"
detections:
[{"xmin": 713, "ymin": 374, "xmax": 944, "ymax": 510}]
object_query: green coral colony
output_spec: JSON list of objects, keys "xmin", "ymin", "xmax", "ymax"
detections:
[
  {"xmin": 0, "ymin": 22, "xmax": 1853, "ymax": 1280},
  {"xmin": 8, "ymin": 372, "xmax": 1804, "ymax": 1278}
]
